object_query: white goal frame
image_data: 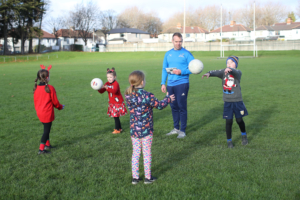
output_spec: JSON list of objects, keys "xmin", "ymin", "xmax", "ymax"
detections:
[{"xmin": 219, "ymin": 2, "xmax": 258, "ymax": 58}]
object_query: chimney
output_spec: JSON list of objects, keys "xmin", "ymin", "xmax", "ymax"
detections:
[
  {"xmin": 230, "ymin": 21, "xmax": 236, "ymax": 27},
  {"xmin": 177, "ymin": 23, "xmax": 182, "ymax": 29},
  {"xmin": 287, "ymin": 17, "xmax": 292, "ymax": 25}
]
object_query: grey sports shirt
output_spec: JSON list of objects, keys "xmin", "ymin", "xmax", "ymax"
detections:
[{"xmin": 208, "ymin": 68, "xmax": 243, "ymax": 102}]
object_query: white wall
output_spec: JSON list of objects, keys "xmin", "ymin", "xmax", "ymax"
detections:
[{"xmin": 209, "ymin": 31, "xmax": 251, "ymax": 41}]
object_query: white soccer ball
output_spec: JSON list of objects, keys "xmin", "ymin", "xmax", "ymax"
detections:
[
  {"xmin": 188, "ymin": 59, "xmax": 204, "ymax": 74},
  {"xmin": 90, "ymin": 78, "xmax": 103, "ymax": 90}
]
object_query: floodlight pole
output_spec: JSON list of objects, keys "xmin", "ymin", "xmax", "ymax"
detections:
[
  {"xmin": 253, "ymin": 1, "xmax": 256, "ymax": 57},
  {"xmin": 220, "ymin": 4, "xmax": 222, "ymax": 58},
  {"xmin": 183, "ymin": 0, "xmax": 186, "ymax": 48}
]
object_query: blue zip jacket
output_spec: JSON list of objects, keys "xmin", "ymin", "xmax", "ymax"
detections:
[{"xmin": 161, "ymin": 48, "xmax": 194, "ymax": 86}]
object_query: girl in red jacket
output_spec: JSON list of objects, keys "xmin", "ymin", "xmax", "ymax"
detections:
[
  {"xmin": 33, "ymin": 65, "xmax": 64, "ymax": 154},
  {"xmin": 98, "ymin": 68, "xmax": 127, "ymax": 134}
]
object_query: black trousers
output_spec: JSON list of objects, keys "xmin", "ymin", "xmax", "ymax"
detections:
[
  {"xmin": 225, "ymin": 118, "xmax": 246, "ymax": 139},
  {"xmin": 114, "ymin": 117, "xmax": 122, "ymax": 130},
  {"xmin": 41, "ymin": 122, "xmax": 52, "ymax": 144}
]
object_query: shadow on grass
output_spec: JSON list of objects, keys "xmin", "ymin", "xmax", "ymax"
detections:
[
  {"xmin": 154, "ymin": 104, "xmax": 224, "ymax": 177},
  {"xmin": 244, "ymin": 105, "xmax": 277, "ymax": 143}
]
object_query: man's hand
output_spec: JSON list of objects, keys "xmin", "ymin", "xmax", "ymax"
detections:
[
  {"xmin": 202, "ymin": 73, "xmax": 210, "ymax": 79},
  {"xmin": 172, "ymin": 69, "xmax": 181, "ymax": 75},
  {"xmin": 161, "ymin": 84, "xmax": 166, "ymax": 93}
]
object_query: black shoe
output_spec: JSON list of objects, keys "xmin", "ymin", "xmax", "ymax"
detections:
[
  {"xmin": 132, "ymin": 177, "xmax": 142, "ymax": 185},
  {"xmin": 227, "ymin": 141, "xmax": 234, "ymax": 148},
  {"xmin": 44, "ymin": 145, "xmax": 55, "ymax": 150},
  {"xmin": 38, "ymin": 150, "xmax": 51, "ymax": 155},
  {"xmin": 242, "ymin": 135, "xmax": 248, "ymax": 145},
  {"xmin": 144, "ymin": 176, "xmax": 157, "ymax": 184}
]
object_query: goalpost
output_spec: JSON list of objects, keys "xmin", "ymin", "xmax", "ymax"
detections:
[{"xmin": 219, "ymin": 2, "xmax": 258, "ymax": 58}]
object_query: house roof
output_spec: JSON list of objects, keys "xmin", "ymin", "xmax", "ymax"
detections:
[
  {"xmin": 56, "ymin": 29, "xmax": 93, "ymax": 38},
  {"xmin": 292, "ymin": 24, "xmax": 300, "ymax": 29},
  {"xmin": 41, "ymin": 30, "xmax": 55, "ymax": 38},
  {"xmin": 108, "ymin": 28, "xmax": 149, "ymax": 34},
  {"xmin": 211, "ymin": 24, "xmax": 251, "ymax": 33},
  {"xmin": 162, "ymin": 26, "xmax": 209, "ymax": 34},
  {"xmin": 270, "ymin": 22, "xmax": 300, "ymax": 31}
]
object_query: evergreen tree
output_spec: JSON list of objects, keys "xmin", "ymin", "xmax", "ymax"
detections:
[{"xmin": 286, "ymin": 12, "xmax": 296, "ymax": 22}]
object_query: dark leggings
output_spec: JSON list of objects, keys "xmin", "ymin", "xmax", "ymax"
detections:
[
  {"xmin": 41, "ymin": 122, "xmax": 52, "ymax": 144},
  {"xmin": 114, "ymin": 117, "xmax": 122, "ymax": 130},
  {"xmin": 226, "ymin": 118, "xmax": 246, "ymax": 139}
]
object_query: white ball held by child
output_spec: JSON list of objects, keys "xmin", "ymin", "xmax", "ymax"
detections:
[
  {"xmin": 91, "ymin": 78, "xmax": 103, "ymax": 90},
  {"xmin": 189, "ymin": 59, "xmax": 204, "ymax": 74}
]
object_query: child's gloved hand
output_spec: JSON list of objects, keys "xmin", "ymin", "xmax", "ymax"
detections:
[{"xmin": 62, "ymin": 105, "xmax": 65, "ymax": 110}]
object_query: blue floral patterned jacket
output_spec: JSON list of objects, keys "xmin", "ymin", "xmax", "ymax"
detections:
[{"xmin": 125, "ymin": 88, "xmax": 171, "ymax": 138}]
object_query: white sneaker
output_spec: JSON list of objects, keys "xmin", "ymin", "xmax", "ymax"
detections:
[
  {"xmin": 177, "ymin": 131, "xmax": 186, "ymax": 139},
  {"xmin": 166, "ymin": 128, "xmax": 179, "ymax": 136}
]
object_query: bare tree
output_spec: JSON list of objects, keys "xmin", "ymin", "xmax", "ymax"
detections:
[
  {"xmin": 143, "ymin": 12, "xmax": 163, "ymax": 35},
  {"xmin": 237, "ymin": 1, "xmax": 287, "ymax": 28},
  {"xmin": 67, "ymin": 1, "xmax": 99, "ymax": 46},
  {"xmin": 117, "ymin": 6, "xmax": 163, "ymax": 34},
  {"xmin": 117, "ymin": 6, "xmax": 145, "ymax": 29},
  {"xmin": 162, "ymin": 5, "xmax": 229, "ymax": 32},
  {"xmin": 297, "ymin": 0, "xmax": 300, "ymax": 18},
  {"xmin": 260, "ymin": 2, "xmax": 287, "ymax": 26},
  {"xmin": 100, "ymin": 9, "xmax": 118, "ymax": 41},
  {"xmin": 236, "ymin": 2, "xmax": 262, "ymax": 29},
  {"xmin": 43, "ymin": 16, "xmax": 65, "ymax": 44}
]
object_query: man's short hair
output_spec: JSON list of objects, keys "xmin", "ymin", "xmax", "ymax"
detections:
[{"xmin": 172, "ymin": 32, "xmax": 182, "ymax": 39}]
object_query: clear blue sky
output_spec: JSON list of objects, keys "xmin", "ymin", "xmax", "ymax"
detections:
[{"xmin": 45, "ymin": 0, "xmax": 299, "ymax": 22}]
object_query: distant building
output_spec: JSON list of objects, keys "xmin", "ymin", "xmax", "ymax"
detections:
[
  {"xmin": 107, "ymin": 28, "xmax": 150, "ymax": 44},
  {"xmin": 158, "ymin": 23, "xmax": 209, "ymax": 42},
  {"xmin": 254, "ymin": 18, "xmax": 300, "ymax": 40},
  {"xmin": 0, "ymin": 29, "xmax": 57, "ymax": 53},
  {"xmin": 55, "ymin": 28, "xmax": 94, "ymax": 48},
  {"xmin": 209, "ymin": 21, "xmax": 252, "ymax": 41}
]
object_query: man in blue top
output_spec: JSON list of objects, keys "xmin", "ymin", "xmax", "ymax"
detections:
[{"xmin": 161, "ymin": 32, "xmax": 194, "ymax": 139}]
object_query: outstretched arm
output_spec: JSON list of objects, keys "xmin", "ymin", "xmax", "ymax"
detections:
[
  {"xmin": 148, "ymin": 93, "xmax": 174, "ymax": 110},
  {"xmin": 205, "ymin": 69, "xmax": 224, "ymax": 79}
]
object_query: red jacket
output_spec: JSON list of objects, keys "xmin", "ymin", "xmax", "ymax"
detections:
[
  {"xmin": 98, "ymin": 80, "xmax": 124, "ymax": 104},
  {"xmin": 34, "ymin": 84, "xmax": 63, "ymax": 123}
]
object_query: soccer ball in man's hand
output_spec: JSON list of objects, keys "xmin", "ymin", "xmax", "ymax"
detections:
[
  {"xmin": 189, "ymin": 59, "xmax": 204, "ymax": 74},
  {"xmin": 91, "ymin": 78, "xmax": 103, "ymax": 90}
]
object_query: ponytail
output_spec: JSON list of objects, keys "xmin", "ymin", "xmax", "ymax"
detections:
[
  {"xmin": 125, "ymin": 85, "xmax": 137, "ymax": 95},
  {"xmin": 33, "ymin": 78, "xmax": 38, "ymax": 93},
  {"xmin": 44, "ymin": 79, "xmax": 50, "ymax": 93},
  {"xmin": 34, "ymin": 69, "xmax": 50, "ymax": 93},
  {"xmin": 125, "ymin": 71, "xmax": 145, "ymax": 95}
]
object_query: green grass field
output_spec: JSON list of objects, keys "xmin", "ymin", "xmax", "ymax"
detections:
[{"xmin": 1, "ymin": 50, "xmax": 300, "ymax": 199}]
